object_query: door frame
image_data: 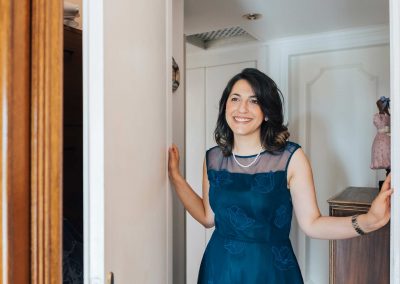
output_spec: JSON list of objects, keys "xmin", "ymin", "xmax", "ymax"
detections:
[
  {"xmin": 389, "ymin": 0, "xmax": 400, "ymax": 282},
  {"xmin": 82, "ymin": 0, "xmax": 105, "ymax": 283},
  {"xmin": 30, "ymin": 0, "xmax": 64, "ymax": 282},
  {"xmin": 0, "ymin": 0, "xmax": 31, "ymax": 282},
  {"xmin": 0, "ymin": 0, "xmax": 64, "ymax": 282}
]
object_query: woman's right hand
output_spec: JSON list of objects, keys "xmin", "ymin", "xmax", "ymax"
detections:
[{"xmin": 168, "ymin": 144, "xmax": 181, "ymax": 180}]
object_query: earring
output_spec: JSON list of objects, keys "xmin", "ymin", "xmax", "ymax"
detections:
[{"xmin": 264, "ymin": 116, "xmax": 268, "ymax": 121}]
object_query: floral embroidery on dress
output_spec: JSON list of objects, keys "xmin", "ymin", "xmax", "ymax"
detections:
[
  {"xmin": 224, "ymin": 239, "xmax": 246, "ymax": 255},
  {"xmin": 227, "ymin": 206, "xmax": 255, "ymax": 231},
  {"xmin": 272, "ymin": 246, "xmax": 297, "ymax": 270},
  {"xmin": 208, "ymin": 170, "xmax": 233, "ymax": 188},
  {"xmin": 251, "ymin": 173, "xmax": 275, "ymax": 193},
  {"xmin": 274, "ymin": 205, "xmax": 291, "ymax": 228}
]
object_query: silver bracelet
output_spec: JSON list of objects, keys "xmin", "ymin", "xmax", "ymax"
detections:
[{"xmin": 351, "ymin": 214, "xmax": 366, "ymax": 236}]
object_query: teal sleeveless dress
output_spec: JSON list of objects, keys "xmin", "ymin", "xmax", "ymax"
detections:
[{"xmin": 198, "ymin": 141, "xmax": 304, "ymax": 284}]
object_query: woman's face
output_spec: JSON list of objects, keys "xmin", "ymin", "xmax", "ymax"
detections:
[{"xmin": 225, "ymin": 79, "xmax": 264, "ymax": 137}]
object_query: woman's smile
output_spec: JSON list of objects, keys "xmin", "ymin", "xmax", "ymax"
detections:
[{"xmin": 233, "ymin": 116, "xmax": 253, "ymax": 123}]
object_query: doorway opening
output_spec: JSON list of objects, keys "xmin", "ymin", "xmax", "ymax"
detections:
[{"xmin": 63, "ymin": 4, "xmax": 84, "ymax": 283}]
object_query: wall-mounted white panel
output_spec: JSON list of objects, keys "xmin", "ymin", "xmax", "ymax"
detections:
[{"xmin": 289, "ymin": 44, "xmax": 389, "ymax": 284}]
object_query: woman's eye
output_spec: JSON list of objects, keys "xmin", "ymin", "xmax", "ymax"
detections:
[
  {"xmin": 231, "ymin": 97, "xmax": 239, "ymax": 102},
  {"xmin": 250, "ymin": 99, "xmax": 259, "ymax": 104}
]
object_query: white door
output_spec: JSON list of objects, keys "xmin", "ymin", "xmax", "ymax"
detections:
[
  {"xmin": 289, "ymin": 45, "xmax": 390, "ymax": 284},
  {"xmin": 186, "ymin": 61, "xmax": 256, "ymax": 284},
  {"xmin": 84, "ymin": 0, "xmax": 176, "ymax": 283}
]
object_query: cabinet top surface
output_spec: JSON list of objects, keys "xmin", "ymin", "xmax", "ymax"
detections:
[{"xmin": 327, "ymin": 187, "xmax": 379, "ymax": 206}]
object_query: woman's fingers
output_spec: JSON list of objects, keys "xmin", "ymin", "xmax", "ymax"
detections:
[
  {"xmin": 381, "ymin": 173, "xmax": 391, "ymax": 191},
  {"xmin": 385, "ymin": 188, "xmax": 394, "ymax": 198},
  {"xmin": 377, "ymin": 188, "xmax": 393, "ymax": 204},
  {"xmin": 168, "ymin": 144, "xmax": 180, "ymax": 167},
  {"xmin": 172, "ymin": 144, "xmax": 180, "ymax": 160},
  {"xmin": 380, "ymin": 174, "xmax": 393, "ymax": 199}
]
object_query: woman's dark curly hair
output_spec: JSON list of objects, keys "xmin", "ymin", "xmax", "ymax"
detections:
[{"xmin": 214, "ymin": 68, "xmax": 290, "ymax": 156}]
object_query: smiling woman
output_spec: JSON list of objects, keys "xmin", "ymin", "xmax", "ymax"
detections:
[{"xmin": 170, "ymin": 67, "xmax": 393, "ymax": 283}]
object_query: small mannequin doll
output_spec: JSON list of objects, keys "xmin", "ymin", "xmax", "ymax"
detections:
[{"xmin": 370, "ymin": 96, "xmax": 391, "ymax": 175}]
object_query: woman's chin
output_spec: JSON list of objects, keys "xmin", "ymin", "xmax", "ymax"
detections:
[{"xmin": 231, "ymin": 128, "xmax": 258, "ymax": 137}]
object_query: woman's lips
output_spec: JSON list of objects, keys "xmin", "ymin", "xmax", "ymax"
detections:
[{"xmin": 233, "ymin": 116, "xmax": 252, "ymax": 122}]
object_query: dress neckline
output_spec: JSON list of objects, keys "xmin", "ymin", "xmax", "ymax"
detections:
[{"xmin": 231, "ymin": 149, "xmax": 268, "ymax": 158}]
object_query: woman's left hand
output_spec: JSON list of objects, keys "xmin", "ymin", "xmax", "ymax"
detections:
[{"xmin": 364, "ymin": 174, "xmax": 393, "ymax": 232}]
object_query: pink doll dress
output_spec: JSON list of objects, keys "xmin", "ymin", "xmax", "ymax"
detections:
[{"xmin": 370, "ymin": 113, "xmax": 391, "ymax": 169}]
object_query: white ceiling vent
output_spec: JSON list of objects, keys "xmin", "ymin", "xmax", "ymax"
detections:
[{"xmin": 186, "ymin": 26, "xmax": 256, "ymax": 49}]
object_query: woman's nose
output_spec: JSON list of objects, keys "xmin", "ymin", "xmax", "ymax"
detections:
[{"xmin": 238, "ymin": 101, "xmax": 248, "ymax": 113}]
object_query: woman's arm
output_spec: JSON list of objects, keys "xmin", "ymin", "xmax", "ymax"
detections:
[
  {"xmin": 288, "ymin": 148, "xmax": 392, "ymax": 240},
  {"xmin": 168, "ymin": 144, "xmax": 215, "ymax": 228}
]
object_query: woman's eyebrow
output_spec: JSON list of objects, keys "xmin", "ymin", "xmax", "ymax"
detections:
[{"xmin": 230, "ymin": 93, "xmax": 257, "ymax": 98}]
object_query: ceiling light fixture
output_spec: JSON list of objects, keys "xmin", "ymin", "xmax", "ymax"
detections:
[{"xmin": 243, "ymin": 13, "xmax": 262, "ymax": 21}]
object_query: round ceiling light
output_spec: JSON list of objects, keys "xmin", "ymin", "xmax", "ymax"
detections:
[{"xmin": 243, "ymin": 13, "xmax": 262, "ymax": 21}]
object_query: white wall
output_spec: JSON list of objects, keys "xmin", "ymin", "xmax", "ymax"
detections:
[
  {"xmin": 187, "ymin": 44, "xmax": 267, "ymax": 72},
  {"xmin": 289, "ymin": 45, "xmax": 389, "ymax": 284}
]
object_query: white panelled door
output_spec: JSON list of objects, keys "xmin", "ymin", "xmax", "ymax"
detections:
[
  {"xmin": 289, "ymin": 45, "xmax": 389, "ymax": 284},
  {"xmin": 99, "ymin": 0, "xmax": 174, "ymax": 283},
  {"xmin": 186, "ymin": 61, "xmax": 256, "ymax": 284}
]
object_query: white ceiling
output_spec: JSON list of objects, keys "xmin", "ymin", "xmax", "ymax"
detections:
[{"xmin": 184, "ymin": 0, "xmax": 389, "ymax": 42}]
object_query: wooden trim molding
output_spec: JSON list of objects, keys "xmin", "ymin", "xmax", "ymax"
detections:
[
  {"xmin": 31, "ymin": 0, "xmax": 63, "ymax": 283},
  {"xmin": 0, "ymin": 0, "xmax": 31, "ymax": 282}
]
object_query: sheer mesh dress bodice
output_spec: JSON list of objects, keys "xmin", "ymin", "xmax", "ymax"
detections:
[{"xmin": 198, "ymin": 141, "xmax": 304, "ymax": 284}]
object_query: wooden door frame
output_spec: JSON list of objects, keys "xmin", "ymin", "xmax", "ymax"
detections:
[
  {"xmin": 0, "ymin": 0, "xmax": 31, "ymax": 282},
  {"xmin": 0, "ymin": 0, "xmax": 63, "ymax": 282},
  {"xmin": 30, "ymin": 0, "xmax": 63, "ymax": 282}
]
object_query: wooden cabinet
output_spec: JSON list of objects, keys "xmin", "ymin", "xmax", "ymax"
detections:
[{"xmin": 328, "ymin": 187, "xmax": 390, "ymax": 284}]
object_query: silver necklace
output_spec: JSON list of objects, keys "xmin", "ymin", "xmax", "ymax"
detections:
[{"xmin": 232, "ymin": 147, "xmax": 263, "ymax": 168}]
